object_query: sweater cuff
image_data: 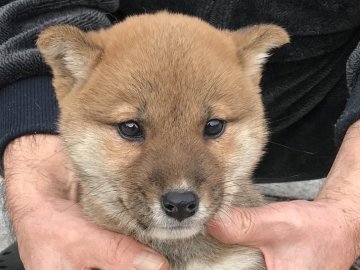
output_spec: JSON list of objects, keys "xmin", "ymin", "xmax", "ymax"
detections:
[
  {"xmin": 335, "ymin": 75, "xmax": 360, "ymax": 146},
  {"xmin": 0, "ymin": 76, "xmax": 59, "ymax": 174}
]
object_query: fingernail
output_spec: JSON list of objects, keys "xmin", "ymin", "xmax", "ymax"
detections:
[{"xmin": 133, "ymin": 251, "xmax": 166, "ymax": 270}]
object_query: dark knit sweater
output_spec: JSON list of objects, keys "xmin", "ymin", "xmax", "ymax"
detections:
[{"xmin": 1, "ymin": 0, "xmax": 360, "ymax": 182}]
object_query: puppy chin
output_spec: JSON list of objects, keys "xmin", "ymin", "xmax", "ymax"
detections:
[
  {"xmin": 145, "ymin": 202, "xmax": 207, "ymax": 240},
  {"xmin": 146, "ymin": 225, "xmax": 203, "ymax": 240}
]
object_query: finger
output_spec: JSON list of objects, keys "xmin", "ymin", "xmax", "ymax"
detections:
[
  {"xmin": 87, "ymin": 228, "xmax": 169, "ymax": 270},
  {"xmin": 206, "ymin": 202, "xmax": 303, "ymax": 246}
]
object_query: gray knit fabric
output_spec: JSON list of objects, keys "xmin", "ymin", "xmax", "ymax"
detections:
[
  {"xmin": 347, "ymin": 42, "xmax": 360, "ymax": 92},
  {"xmin": 0, "ymin": 0, "xmax": 119, "ymax": 88},
  {"xmin": 335, "ymin": 43, "xmax": 360, "ymax": 144}
]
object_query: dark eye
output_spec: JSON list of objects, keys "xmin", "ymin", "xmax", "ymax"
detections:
[
  {"xmin": 118, "ymin": 121, "xmax": 144, "ymax": 141},
  {"xmin": 204, "ymin": 119, "xmax": 225, "ymax": 138}
]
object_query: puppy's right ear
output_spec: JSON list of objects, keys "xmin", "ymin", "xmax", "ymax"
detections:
[{"xmin": 37, "ymin": 25, "xmax": 103, "ymax": 100}]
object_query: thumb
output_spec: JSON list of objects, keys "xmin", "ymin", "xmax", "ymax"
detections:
[
  {"xmin": 206, "ymin": 202, "xmax": 295, "ymax": 246},
  {"xmin": 88, "ymin": 228, "xmax": 169, "ymax": 270}
]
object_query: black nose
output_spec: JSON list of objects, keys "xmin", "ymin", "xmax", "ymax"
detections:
[{"xmin": 161, "ymin": 191, "xmax": 199, "ymax": 221}]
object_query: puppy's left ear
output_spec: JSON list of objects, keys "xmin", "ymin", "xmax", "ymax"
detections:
[
  {"xmin": 231, "ymin": 24, "xmax": 290, "ymax": 81},
  {"xmin": 37, "ymin": 25, "xmax": 103, "ymax": 100}
]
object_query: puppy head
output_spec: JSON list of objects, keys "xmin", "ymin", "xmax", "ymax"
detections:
[{"xmin": 37, "ymin": 12, "xmax": 289, "ymax": 240}]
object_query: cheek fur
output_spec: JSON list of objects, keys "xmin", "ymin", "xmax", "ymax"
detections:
[
  {"xmin": 61, "ymin": 128, "xmax": 146, "ymax": 233},
  {"xmin": 207, "ymin": 122, "xmax": 266, "ymax": 209},
  {"xmin": 63, "ymin": 127, "xmax": 142, "ymax": 176},
  {"xmin": 103, "ymin": 129, "xmax": 143, "ymax": 169}
]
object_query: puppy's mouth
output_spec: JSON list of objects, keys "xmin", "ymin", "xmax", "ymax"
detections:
[
  {"xmin": 146, "ymin": 223, "xmax": 204, "ymax": 240},
  {"xmin": 142, "ymin": 202, "xmax": 210, "ymax": 240}
]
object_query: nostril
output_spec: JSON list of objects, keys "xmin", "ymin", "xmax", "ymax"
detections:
[
  {"xmin": 163, "ymin": 201, "xmax": 177, "ymax": 213},
  {"xmin": 186, "ymin": 203, "xmax": 197, "ymax": 213}
]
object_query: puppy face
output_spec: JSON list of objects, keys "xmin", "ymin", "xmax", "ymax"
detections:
[{"xmin": 37, "ymin": 12, "xmax": 289, "ymax": 240}]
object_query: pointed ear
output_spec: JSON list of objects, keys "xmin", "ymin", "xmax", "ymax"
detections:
[
  {"xmin": 231, "ymin": 24, "xmax": 290, "ymax": 80},
  {"xmin": 37, "ymin": 25, "xmax": 103, "ymax": 100}
]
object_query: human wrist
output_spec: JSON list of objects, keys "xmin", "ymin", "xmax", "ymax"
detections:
[
  {"xmin": 317, "ymin": 120, "xmax": 360, "ymax": 205},
  {"xmin": 314, "ymin": 198, "xmax": 360, "ymax": 258},
  {"xmin": 4, "ymin": 134, "xmax": 75, "ymax": 189},
  {"xmin": 316, "ymin": 119, "xmax": 360, "ymax": 256},
  {"xmin": 3, "ymin": 134, "xmax": 77, "ymax": 227}
]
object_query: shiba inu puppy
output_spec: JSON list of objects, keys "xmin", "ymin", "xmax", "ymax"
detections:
[{"xmin": 37, "ymin": 12, "xmax": 289, "ymax": 270}]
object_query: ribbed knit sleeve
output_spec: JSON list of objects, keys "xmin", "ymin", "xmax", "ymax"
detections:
[
  {"xmin": 335, "ymin": 42, "xmax": 360, "ymax": 145},
  {"xmin": 0, "ymin": 0, "xmax": 119, "ymax": 172}
]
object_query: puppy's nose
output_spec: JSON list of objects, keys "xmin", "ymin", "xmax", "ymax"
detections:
[{"xmin": 161, "ymin": 191, "xmax": 199, "ymax": 221}]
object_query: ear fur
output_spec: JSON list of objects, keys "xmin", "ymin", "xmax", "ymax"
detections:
[
  {"xmin": 37, "ymin": 25, "xmax": 103, "ymax": 100},
  {"xmin": 232, "ymin": 24, "xmax": 290, "ymax": 79}
]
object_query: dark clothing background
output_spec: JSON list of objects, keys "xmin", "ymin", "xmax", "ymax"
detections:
[{"xmin": 1, "ymin": 0, "xmax": 360, "ymax": 182}]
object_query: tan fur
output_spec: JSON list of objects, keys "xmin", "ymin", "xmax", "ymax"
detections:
[{"xmin": 37, "ymin": 12, "xmax": 289, "ymax": 269}]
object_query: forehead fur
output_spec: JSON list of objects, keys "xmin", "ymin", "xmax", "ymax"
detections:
[
  {"xmin": 37, "ymin": 12, "xmax": 289, "ymax": 125},
  {"xmin": 73, "ymin": 13, "xmax": 260, "ymax": 124}
]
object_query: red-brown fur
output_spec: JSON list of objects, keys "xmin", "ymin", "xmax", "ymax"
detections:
[{"xmin": 37, "ymin": 12, "xmax": 289, "ymax": 269}]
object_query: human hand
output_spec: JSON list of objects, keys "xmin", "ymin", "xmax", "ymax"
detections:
[
  {"xmin": 207, "ymin": 200, "xmax": 359, "ymax": 270},
  {"xmin": 4, "ymin": 135, "xmax": 169, "ymax": 270}
]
